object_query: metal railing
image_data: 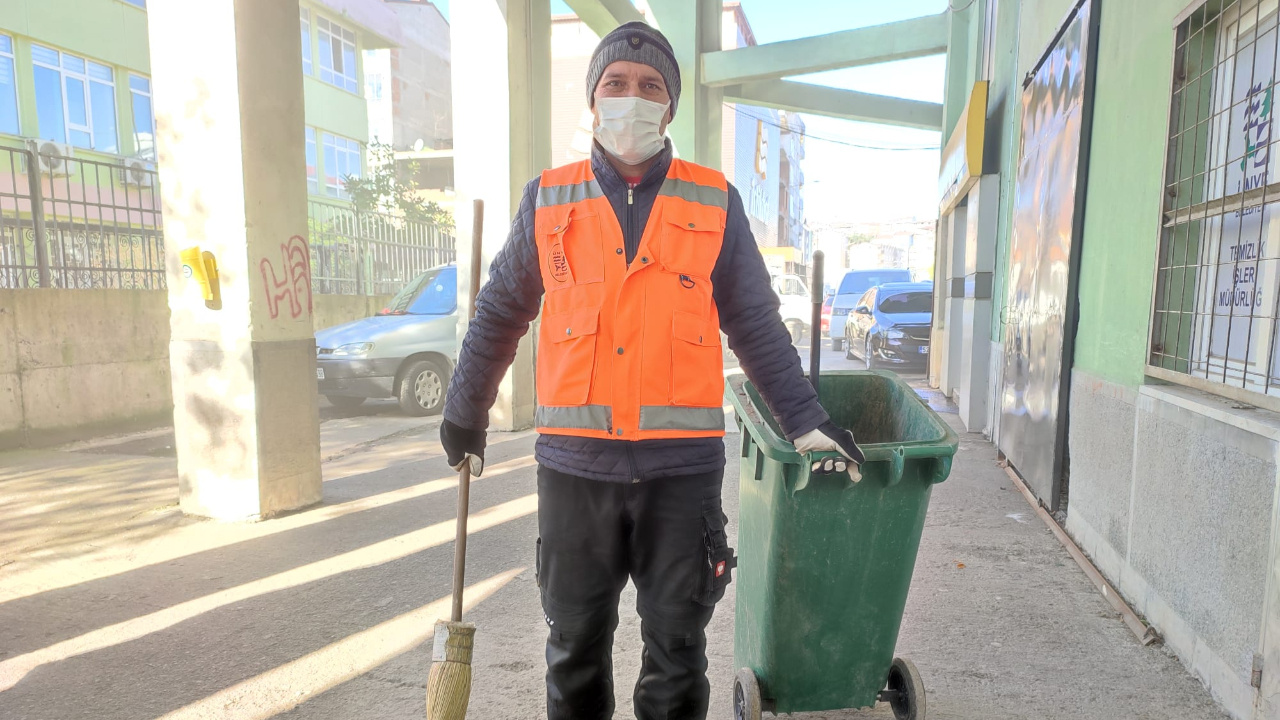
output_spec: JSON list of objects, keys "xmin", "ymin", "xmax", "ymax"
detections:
[
  {"xmin": 0, "ymin": 144, "xmax": 455, "ymax": 294},
  {"xmin": 308, "ymin": 199, "xmax": 456, "ymax": 296},
  {"xmin": 0, "ymin": 145, "xmax": 164, "ymax": 290}
]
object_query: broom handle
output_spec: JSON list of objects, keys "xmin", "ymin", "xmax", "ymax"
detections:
[{"xmin": 452, "ymin": 199, "xmax": 485, "ymax": 624}]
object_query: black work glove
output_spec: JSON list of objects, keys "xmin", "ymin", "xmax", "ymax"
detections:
[
  {"xmin": 440, "ymin": 418, "xmax": 486, "ymax": 476},
  {"xmin": 793, "ymin": 421, "xmax": 866, "ymax": 481}
]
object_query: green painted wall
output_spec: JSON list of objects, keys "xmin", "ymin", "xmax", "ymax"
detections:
[
  {"xmin": 985, "ymin": 0, "xmax": 1026, "ymax": 343},
  {"xmin": 1, "ymin": 0, "xmax": 370, "ymax": 190},
  {"xmin": 1071, "ymin": 0, "xmax": 1183, "ymax": 388}
]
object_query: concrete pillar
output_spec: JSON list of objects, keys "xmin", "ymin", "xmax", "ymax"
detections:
[
  {"xmin": 940, "ymin": 206, "xmax": 967, "ymax": 401},
  {"xmin": 957, "ymin": 175, "xmax": 999, "ymax": 432},
  {"xmin": 149, "ymin": 0, "xmax": 321, "ymax": 521},
  {"xmin": 647, "ymin": 0, "xmax": 723, "ymax": 168},
  {"xmin": 451, "ymin": 0, "xmax": 551, "ymax": 432}
]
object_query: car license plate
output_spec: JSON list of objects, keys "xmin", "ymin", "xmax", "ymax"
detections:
[
  {"xmin": 919, "ymin": 346, "xmax": 930, "ymax": 355},
  {"xmin": 316, "ymin": 367, "xmax": 325, "ymax": 380}
]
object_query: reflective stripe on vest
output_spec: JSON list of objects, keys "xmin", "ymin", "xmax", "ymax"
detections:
[
  {"xmin": 537, "ymin": 405, "xmax": 724, "ymax": 434},
  {"xmin": 532, "ymin": 158, "xmax": 729, "ymax": 441}
]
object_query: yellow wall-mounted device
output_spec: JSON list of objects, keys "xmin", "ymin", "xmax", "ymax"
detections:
[{"xmin": 180, "ymin": 246, "xmax": 222, "ymax": 309}]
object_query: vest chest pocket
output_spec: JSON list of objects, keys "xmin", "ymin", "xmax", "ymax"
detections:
[
  {"xmin": 538, "ymin": 308, "xmax": 600, "ymax": 406},
  {"xmin": 659, "ymin": 204, "xmax": 725, "ymax": 281},
  {"xmin": 670, "ymin": 310, "xmax": 724, "ymax": 407},
  {"xmin": 537, "ymin": 207, "xmax": 604, "ymax": 288}
]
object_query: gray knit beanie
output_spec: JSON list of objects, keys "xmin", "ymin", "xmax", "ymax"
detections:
[{"xmin": 586, "ymin": 22, "xmax": 681, "ymax": 118}]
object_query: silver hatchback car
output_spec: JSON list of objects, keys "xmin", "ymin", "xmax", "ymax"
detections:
[{"xmin": 315, "ymin": 264, "xmax": 458, "ymax": 415}]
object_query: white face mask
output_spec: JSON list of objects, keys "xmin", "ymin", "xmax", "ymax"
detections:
[{"xmin": 593, "ymin": 96, "xmax": 669, "ymax": 166}]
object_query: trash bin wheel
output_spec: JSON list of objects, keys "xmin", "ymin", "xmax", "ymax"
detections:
[
  {"xmin": 883, "ymin": 657, "xmax": 925, "ymax": 720},
  {"xmin": 733, "ymin": 668, "xmax": 763, "ymax": 720}
]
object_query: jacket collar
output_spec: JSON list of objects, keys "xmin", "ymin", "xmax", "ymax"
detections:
[{"xmin": 591, "ymin": 139, "xmax": 673, "ymax": 195}]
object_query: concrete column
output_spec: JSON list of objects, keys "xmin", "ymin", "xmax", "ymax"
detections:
[
  {"xmin": 149, "ymin": 0, "xmax": 321, "ymax": 521},
  {"xmin": 940, "ymin": 206, "xmax": 968, "ymax": 401},
  {"xmin": 957, "ymin": 175, "xmax": 999, "ymax": 433},
  {"xmin": 451, "ymin": 0, "xmax": 551, "ymax": 432},
  {"xmin": 648, "ymin": 0, "xmax": 723, "ymax": 168}
]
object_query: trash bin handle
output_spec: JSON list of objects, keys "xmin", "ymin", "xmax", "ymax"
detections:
[{"xmin": 883, "ymin": 447, "xmax": 906, "ymax": 486}]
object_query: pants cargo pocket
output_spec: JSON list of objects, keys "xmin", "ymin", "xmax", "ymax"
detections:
[
  {"xmin": 695, "ymin": 502, "xmax": 736, "ymax": 607},
  {"xmin": 535, "ymin": 537, "xmax": 543, "ymax": 589}
]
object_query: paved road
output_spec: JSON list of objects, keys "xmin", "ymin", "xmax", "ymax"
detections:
[{"xmin": 0, "ymin": 345, "xmax": 1227, "ymax": 720}]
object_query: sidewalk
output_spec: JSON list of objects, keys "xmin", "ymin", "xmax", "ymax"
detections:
[{"xmin": 0, "ymin": 400, "xmax": 1229, "ymax": 718}]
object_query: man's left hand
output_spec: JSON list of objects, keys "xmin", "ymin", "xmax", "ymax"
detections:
[{"xmin": 794, "ymin": 421, "xmax": 866, "ymax": 481}]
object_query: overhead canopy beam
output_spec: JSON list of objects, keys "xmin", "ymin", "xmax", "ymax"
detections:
[
  {"xmin": 701, "ymin": 12, "xmax": 949, "ymax": 87},
  {"xmin": 723, "ymin": 80, "xmax": 944, "ymax": 132},
  {"xmin": 561, "ymin": 0, "xmax": 646, "ymax": 38}
]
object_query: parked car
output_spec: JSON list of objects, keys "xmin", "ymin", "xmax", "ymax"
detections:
[
  {"xmin": 315, "ymin": 265, "xmax": 458, "ymax": 416},
  {"xmin": 770, "ymin": 272, "xmax": 813, "ymax": 344},
  {"xmin": 820, "ymin": 294, "xmax": 833, "ymax": 338},
  {"xmin": 829, "ymin": 268, "xmax": 913, "ymax": 351},
  {"xmin": 844, "ymin": 281, "xmax": 934, "ymax": 369}
]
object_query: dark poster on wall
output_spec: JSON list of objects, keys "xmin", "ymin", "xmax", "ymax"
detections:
[{"xmin": 999, "ymin": 0, "xmax": 1100, "ymax": 509}]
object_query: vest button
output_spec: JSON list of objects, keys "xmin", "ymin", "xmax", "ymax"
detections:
[
  {"xmin": 616, "ymin": 429, "xmax": 624, "ymax": 436},
  {"xmin": 616, "ymin": 248, "xmax": 623, "ymax": 254},
  {"xmin": 688, "ymin": 222, "xmax": 695, "ymax": 228},
  {"xmin": 566, "ymin": 328, "xmax": 572, "ymax": 336},
  {"xmin": 641, "ymin": 257, "xmax": 649, "ymax": 263},
  {"xmin": 617, "ymin": 347, "xmax": 624, "ymax": 355}
]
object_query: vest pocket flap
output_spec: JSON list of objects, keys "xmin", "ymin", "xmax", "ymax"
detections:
[
  {"xmin": 672, "ymin": 311, "xmax": 716, "ymax": 346},
  {"xmin": 535, "ymin": 205, "xmax": 574, "ymax": 236},
  {"xmin": 664, "ymin": 202, "xmax": 725, "ymax": 233},
  {"xmin": 547, "ymin": 307, "xmax": 600, "ymax": 343}
]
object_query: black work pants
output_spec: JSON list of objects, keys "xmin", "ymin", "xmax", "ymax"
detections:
[{"xmin": 536, "ymin": 465, "xmax": 735, "ymax": 720}]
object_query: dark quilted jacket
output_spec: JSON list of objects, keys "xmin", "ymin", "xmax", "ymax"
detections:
[{"xmin": 443, "ymin": 142, "xmax": 830, "ymax": 482}]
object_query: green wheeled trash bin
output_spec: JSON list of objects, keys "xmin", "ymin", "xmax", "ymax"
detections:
[{"xmin": 727, "ymin": 370, "xmax": 958, "ymax": 720}]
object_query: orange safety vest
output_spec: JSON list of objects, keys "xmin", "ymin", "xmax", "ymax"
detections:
[{"xmin": 533, "ymin": 158, "xmax": 729, "ymax": 441}]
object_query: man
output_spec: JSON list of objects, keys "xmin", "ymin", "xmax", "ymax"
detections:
[{"xmin": 441, "ymin": 22, "xmax": 863, "ymax": 720}]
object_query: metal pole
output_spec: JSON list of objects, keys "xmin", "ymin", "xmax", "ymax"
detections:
[
  {"xmin": 25, "ymin": 150, "xmax": 50, "ymax": 288},
  {"xmin": 809, "ymin": 250, "xmax": 824, "ymax": 390}
]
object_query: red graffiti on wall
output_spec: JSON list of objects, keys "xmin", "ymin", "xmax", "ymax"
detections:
[{"xmin": 261, "ymin": 235, "xmax": 313, "ymax": 320}]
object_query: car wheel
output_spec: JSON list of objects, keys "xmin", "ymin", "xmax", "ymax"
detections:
[
  {"xmin": 865, "ymin": 337, "xmax": 876, "ymax": 370},
  {"xmin": 845, "ymin": 334, "xmax": 856, "ymax": 361},
  {"xmin": 832, "ymin": 337, "xmax": 844, "ymax": 352},
  {"xmin": 325, "ymin": 395, "xmax": 366, "ymax": 409},
  {"xmin": 785, "ymin": 320, "xmax": 805, "ymax": 345},
  {"xmin": 398, "ymin": 359, "xmax": 447, "ymax": 417}
]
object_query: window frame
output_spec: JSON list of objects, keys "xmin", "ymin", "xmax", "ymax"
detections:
[
  {"xmin": 129, "ymin": 73, "xmax": 154, "ymax": 159},
  {"xmin": 316, "ymin": 16, "xmax": 358, "ymax": 93},
  {"xmin": 306, "ymin": 127, "xmax": 318, "ymax": 195},
  {"xmin": 300, "ymin": 8, "xmax": 313, "ymax": 76},
  {"xmin": 31, "ymin": 44, "xmax": 119, "ymax": 153},
  {"xmin": 1146, "ymin": 0, "xmax": 1280, "ymax": 412},
  {"xmin": 321, "ymin": 131, "xmax": 361, "ymax": 199},
  {"xmin": 0, "ymin": 34, "xmax": 17, "ymax": 136}
]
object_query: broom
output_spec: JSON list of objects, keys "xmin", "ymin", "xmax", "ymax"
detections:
[{"xmin": 426, "ymin": 199, "xmax": 485, "ymax": 720}]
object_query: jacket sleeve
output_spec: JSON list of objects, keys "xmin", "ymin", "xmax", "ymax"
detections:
[
  {"xmin": 712, "ymin": 184, "xmax": 830, "ymax": 441},
  {"xmin": 443, "ymin": 178, "xmax": 545, "ymax": 431}
]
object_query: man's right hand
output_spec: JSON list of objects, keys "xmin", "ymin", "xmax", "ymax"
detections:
[{"xmin": 440, "ymin": 419, "xmax": 486, "ymax": 476}]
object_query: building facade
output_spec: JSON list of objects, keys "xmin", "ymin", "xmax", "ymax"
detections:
[
  {"xmin": 935, "ymin": 1, "xmax": 1280, "ymax": 717},
  {"xmin": 0, "ymin": 0, "xmax": 396, "ymax": 201}
]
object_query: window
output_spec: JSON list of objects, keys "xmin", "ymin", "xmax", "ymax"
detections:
[
  {"xmin": 0, "ymin": 35, "xmax": 17, "ymax": 135},
  {"xmin": 317, "ymin": 17, "xmax": 357, "ymax": 92},
  {"xmin": 32, "ymin": 45, "xmax": 118, "ymax": 153},
  {"xmin": 121, "ymin": 0, "xmax": 146, "ymax": 7},
  {"xmin": 300, "ymin": 9, "xmax": 312, "ymax": 76},
  {"xmin": 305, "ymin": 127, "xmax": 318, "ymax": 194},
  {"xmin": 322, "ymin": 132, "xmax": 361, "ymax": 198},
  {"xmin": 879, "ymin": 292, "xmax": 934, "ymax": 315},
  {"xmin": 1151, "ymin": 0, "xmax": 1280, "ymax": 400},
  {"xmin": 129, "ymin": 75, "xmax": 154, "ymax": 158}
]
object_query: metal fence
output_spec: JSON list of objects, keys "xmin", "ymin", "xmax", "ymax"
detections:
[
  {"xmin": 0, "ymin": 144, "xmax": 454, "ymax": 294},
  {"xmin": 308, "ymin": 199, "xmax": 456, "ymax": 296},
  {"xmin": 0, "ymin": 145, "xmax": 164, "ymax": 290}
]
